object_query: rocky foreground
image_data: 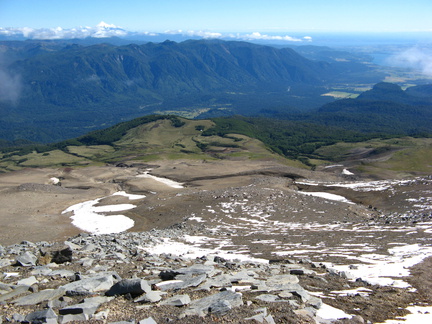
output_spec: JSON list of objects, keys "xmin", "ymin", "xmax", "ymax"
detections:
[
  {"xmin": 1, "ymin": 161, "xmax": 431, "ymax": 323},
  {"xmin": 1, "ymin": 223, "xmax": 430, "ymax": 324}
]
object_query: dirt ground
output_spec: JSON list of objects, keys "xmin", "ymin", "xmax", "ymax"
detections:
[
  {"xmin": 0, "ymin": 158, "xmax": 431, "ymax": 322},
  {"xmin": 0, "ymin": 159, "xmax": 316, "ymax": 245}
]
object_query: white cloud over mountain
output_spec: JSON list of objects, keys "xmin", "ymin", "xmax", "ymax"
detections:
[
  {"xmin": 0, "ymin": 22, "xmax": 312, "ymax": 43},
  {"xmin": 164, "ymin": 30, "xmax": 223, "ymax": 39},
  {"xmin": 242, "ymin": 32, "xmax": 307, "ymax": 42},
  {"xmin": 389, "ymin": 47, "xmax": 432, "ymax": 76},
  {"xmin": 0, "ymin": 22, "xmax": 128, "ymax": 39}
]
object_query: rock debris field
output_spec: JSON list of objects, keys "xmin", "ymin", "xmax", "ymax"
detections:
[{"xmin": 0, "ymin": 160, "xmax": 432, "ymax": 323}]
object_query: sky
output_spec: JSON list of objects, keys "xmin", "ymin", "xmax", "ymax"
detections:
[{"xmin": 1, "ymin": 0, "xmax": 432, "ymax": 34}]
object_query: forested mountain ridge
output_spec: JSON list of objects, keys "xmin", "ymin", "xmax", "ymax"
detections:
[
  {"xmin": 1, "ymin": 40, "xmax": 430, "ymax": 143},
  {"xmin": 10, "ymin": 39, "xmax": 332, "ymax": 107},
  {"xmin": 0, "ymin": 39, "xmax": 381, "ymax": 143}
]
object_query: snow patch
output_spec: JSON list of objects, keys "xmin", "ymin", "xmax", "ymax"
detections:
[
  {"xmin": 379, "ymin": 306, "xmax": 432, "ymax": 324},
  {"xmin": 62, "ymin": 192, "xmax": 141, "ymax": 234},
  {"xmin": 316, "ymin": 303, "xmax": 352, "ymax": 320},
  {"xmin": 137, "ymin": 171, "xmax": 183, "ymax": 188},
  {"xmin": 331, "ymin": 244, "xmax": 432, "ymax": 288},
  {"xmin": 297, "ymin": 191, "xmax": 354, "ymax": 204}
]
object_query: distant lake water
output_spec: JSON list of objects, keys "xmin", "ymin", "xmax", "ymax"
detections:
[{"xmin": 371, "ymin": 53, "xmax": 394, "ymax": 66}]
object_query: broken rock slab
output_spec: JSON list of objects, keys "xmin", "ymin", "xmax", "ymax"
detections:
[
  {"xmin": 61, "ymin": 274, "xmax": 115, "ymax": 296},
  {"xmin": 13, "ymin": 288, "xmax": 66, "ymax": 306},
  {"xmin": 24, "ymin": 307, "xmax": 58, "ymax": 324},
  {"xmin": 157, "ymin": 274, "xmax": 207, "ymax": 291},
  {"xmin": 134, "ymin": 291, "xmax": 164, "ymax": 303},
  {"xmin": 160, "ymin": 294, "xmax": 191, "ymax": 306},
  {"xmin": 15, "ymin": 251, "xmax": 38, "ymax": 267},
  {"xmin": 105, "ymin": 278, "xmax": 151, "ymax": 297},
  {"xmin": 181, "ymin": 290, "xmax": 243, "ymax": 317}
]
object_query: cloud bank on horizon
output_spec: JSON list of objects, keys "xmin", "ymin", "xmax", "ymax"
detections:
[{"xmin": 0, "ymin": 22, "xmax": 312, "ymax": 43}]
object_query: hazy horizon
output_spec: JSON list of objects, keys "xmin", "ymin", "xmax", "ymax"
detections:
[{"xmin": 1, "ymin": 0, "xmax": 431, "ymax": 45}]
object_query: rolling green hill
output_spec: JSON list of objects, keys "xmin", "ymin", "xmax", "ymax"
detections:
[{"xmin": 2, "ymin": 114, "xmax": 431, "ymax": 178}]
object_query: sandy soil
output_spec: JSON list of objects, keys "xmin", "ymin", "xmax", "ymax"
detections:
[{"xmin": 0, "ymin": 159, "xmax": 317, "ymax": 245}]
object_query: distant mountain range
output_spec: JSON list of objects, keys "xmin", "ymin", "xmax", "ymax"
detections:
[
  {"xmin": 0, "ymin": 38, "xmax": 430, "ymax": 144},
  {"xmin": 0, "ymin": 38, "xmax": 383, "ymax": 142}
]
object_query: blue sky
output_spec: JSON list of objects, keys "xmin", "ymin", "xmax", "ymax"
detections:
[{"xmin": 1, "ymin": 0, "xmax": 432, "ymax": 33}]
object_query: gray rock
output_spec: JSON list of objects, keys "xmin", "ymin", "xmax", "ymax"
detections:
[
  {"xmin": 245, "ymin": 307, "xmax": 276, "ymax": 323},
  {"xmin": 59, "ymin": 313, "xmax": 88, "ymax": 323},
  {"xmin": 82, "ymin": 243, "xmax": 97, "ymax": 252},
  {"xmin": 208, "ymin": 300, "xmax": 233, "ymax": 316},
  {"xmin": 47, "ymin": 298, "xmax": 67, "ymax": 309},
  {"xmin": 158, "ymin": 270, "xmax": 179, "ymax": 281},
  {"xmin": 31, "ymin": 266, "xmax": 53, "ymax": 276},
  {"xmin": 49, "ymin": 269, "xmax": 76, "ymax": 279},
  {"xmin": 63, "ymin": 241, "xmax": 82, "ymax": 251},
  {"xmin": 134, "ymin": 291, "xmax": 163, "ymax": 303},
  {"xmin": 51, "ymin": 247, "xmax": 73, "ymax": 264},
  {"xmin": 0, "ymin": 259, "xmax": 13, "ymax": 268},
  {"xmin": 290, "ymin": 268, "xmax": 316, "ymax": 276},
  {"xmin": 156, "ymin": 274, "xmax": 206, "ymax": 291},
  {"xmin": 83, "ymin": 295, "xmax": 114, "ymax": 304},
  {"xmin": 59, "ymin": 300, "xmax": 100, "ymax": 316},
  {"xmin": 306, "ymin": 296, "xmax": 323, "ymax": 309},
  {"xmin": 25, "ymin": 307, "xmax": 58, "ymax": 324},
  {"xmin": 17, "ymin": 275, "xmax": 38, "ymax": 286},
  {"xmin": 182, "ymin": 290, "xmax": 243, "ymax": 317},
  {"xmin": 229, "ymin": 270, "xmax": 260, "ymax": 284},
  {"xmin": 13, "ymin": 288, "xmax": 66, "ymax": 306},
  {"xmin": 0, "ymin": 282, "xmax": 13, "ymax": 293},
  {"xmin": 175, "ymin": 264, "xmax": 215, "ymax": 276},
  {"xmin": 12, "ymin": 313, "xmax": 26, "ymax": 322},
  {"xmin": 160, "ymin": 294, "xmax": 191, "ymax": 306},
  {"xmin": 266, "ymin": 274, "xmax": 299, "ymax": 288},
  {"xmin": 351, "ymin": 315, "xmax": 366, "ymax": 323},
  {"xmin": 79, "ymin": 258, "xmax": 94, "ymax": 267},
  {"xmin": 61, "ymin": 274, "xmax": 115, "ymax": 296},
  {"xmin": 339, "ymin": 270, "xmax": 356, "ymax": 280},
  {"xmin": 278, "ymin": 291, "xmax": 293, "ymax": 298},
  {"xmin": 245, "ymin": 313, "xmax": 266, "ymax": 323},
  {"xmin": 0, "ymin": 285, "xmax": 30, "ymax": 302},
  {"xmin": 16, "ymin": 251, "xmax": 38, "ymax": 266},
  {"xmin": 294, "ymin": 308, "xmax": 315, "ymax": 321},
  {"xmin": 288, "ymin": 299, "xmax": 300, "ymax": 309},
  {"xmin": 291, "ymin": 288, "xmax": 312, "ymax": 302},
  {"xmin": 93, "ymin": 310, "xmax": 110, "ymax": 321},
  {"xmin": 138, "ymin": 317, "xmax": 158, "ymax": 324},
  {"xmin": 105, "ymin": 278, "xmax": 151, "ymax": 296},
  {"xmin": 265, "ymin": 314, "xmax": 276, "ymax": 324},
  {"xmin": 199, "ymin": 274, "xmax": 233, "ymax": 290},
  {"xmin": 255, "ymin": 294, "xmax": 279, "ymax": 302}
]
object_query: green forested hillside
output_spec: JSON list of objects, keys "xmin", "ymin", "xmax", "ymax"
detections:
[
  {"xmin": 0, "ymin": 39, "xmax": 384, "ymax": 143},
  {"xmin": 1, "ymin": 114, "xmax": 431, "ymax": 176},
  {"xmin": 0, "ymin": 115, "xmax": 386, "ymax": 171}
]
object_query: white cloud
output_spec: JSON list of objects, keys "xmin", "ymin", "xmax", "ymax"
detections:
[
  {"xmin": 389, "ymin": 47, "xmax": 432, "ymax": 76},
  {"xmin": 164, "ymin": 29, "xmax": 222, "ymax": 39},
  {"xmin": 241, "ymin": 32, "xmax": 304, "ymax": 42},
  {"xmin": 0, "ymin": 22, "xmax": 128, "ymax": 40},
  {"xmin": 0, "ymin": 69, "xmax": 22, "ymax": 104},
  {"xmin": 0, "ymin": 24, "xmax": 312, "ymax": 44}
]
